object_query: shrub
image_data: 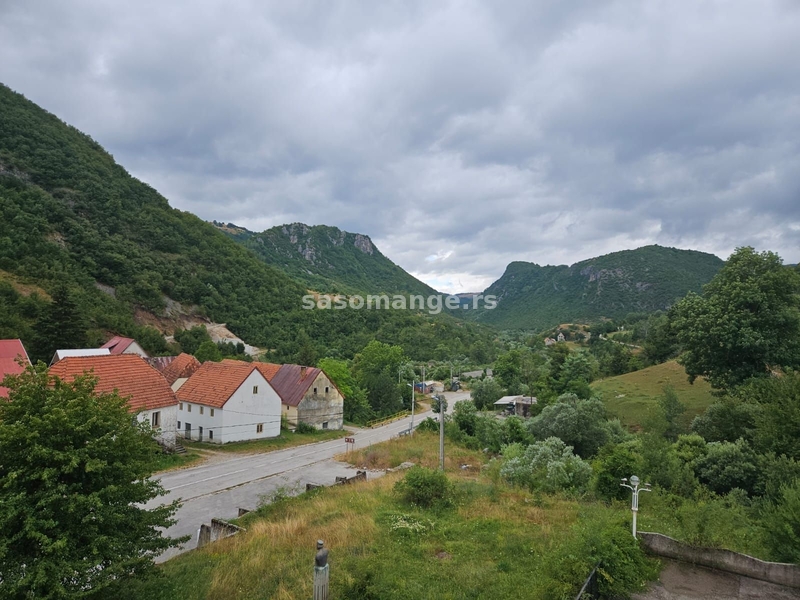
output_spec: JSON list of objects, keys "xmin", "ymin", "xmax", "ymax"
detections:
[
  {"xmin": 416, "ymin": 416, "xmax": 439, "ymax": 433},
  {"xmin": 500, "ymin": 437, "xmax": 591, "ymax": 494},
  {"xmin": 528, "ymin": 394, "xmax": 609, "ymax": 457},
  {"xmin": 762, "ymin": 479, "xmax": 800, "ymax": 563},
  {"xmin": 393, "ymin": 466, "xmax": 452, "ymax": 509},
  {"xmin": 693, "ymin": 438, "xmax": 760, "ymax": 495},
  {"xmin": 453, "ymin": 400, "xmax": 478, "ymax": 436},
  {"xmin": 294, "ymin": 421, "xmax": 316, "ymax": 434},
  {"xmin": 592, "ymin": 440, "xmax": 643, "ymax": 501}
]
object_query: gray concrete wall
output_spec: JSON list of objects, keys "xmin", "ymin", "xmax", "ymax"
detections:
[{"xmin": 639, "ymin": 532, "xmax": 800, "ymax": 589}]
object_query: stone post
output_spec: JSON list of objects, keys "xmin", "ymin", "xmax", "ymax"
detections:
[{"xmin": 313, "ymin": 540, "xmax": 329, "ymax": 600}]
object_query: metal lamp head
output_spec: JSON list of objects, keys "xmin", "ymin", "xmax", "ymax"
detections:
[{"xmin": 630, "ymin": 475, "xmax": 640, "ymax": 487}]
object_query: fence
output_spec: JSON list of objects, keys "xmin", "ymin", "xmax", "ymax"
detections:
[
  {"xmin": 306, "ymin": 470, "xmax": 367, "ymax": 492},
  {"xmin": 575, "ymin": 563, "xmax": 600, "ymax": 600},
  {"xmin": 366, "ymin": 410, "xmax": 409, "ymax": 429}
]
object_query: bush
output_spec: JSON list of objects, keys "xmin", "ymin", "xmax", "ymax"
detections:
[
  {"xmin": 500, "ymin": 437, "xmax": 591, "ymax": 494},
  {"xmin": 762, "ymin": 479, "xmax": 800, "ymax": 563},
  {"xmin": 693, "ymin": 438, "xmax": 760, "ymax": 495},
  {"xmin": 394, "ymin": 466, "xmax": 452, "ymax": 509},
  {"xmin": 294, "ymin": 421, "xmax": 316, "ymax": 434},
  {"xmin": 416, "ymin": 416, "xmax": 439, "ymax": 433},
  {"xmin": 592, "ymin": 440, "xmax": 643, "ymax": 501},
  {"xmin": 528, "ymin": 394, "xmax": 610, "ymax": 458}
]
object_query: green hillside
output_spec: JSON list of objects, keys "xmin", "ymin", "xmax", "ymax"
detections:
[
  {"xmin": 474, "ymin": 246, "xmax": 724, "ymax": 330},
  {"xmin": 592, "ymin": 360, "xmax": 715, "ymax": 429},
  {"xmin": 216, "ymin": 221, "xmax": 438, "ymax": 296},
  {"xmin": 0, "ymin": 83, "xmax": 496, "ymax": 362}
]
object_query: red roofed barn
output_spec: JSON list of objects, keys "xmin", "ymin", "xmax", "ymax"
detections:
[
  {"xmin": 101, "ymin": 336, "xmax": 149, "ymax": 358},
  {"xmin": 176, "ymin": 359, "xmax": 281, "ymax": 443},
  {"xmin": 0, "ymin": 339, "xmax": 31, "ymax": 399},
  {"xmin": 256, "ymin": 363, "xmax": 344, "ymax": 430},
  {"xmin": 50, "ymin": 354, "xmax": 178, "ymax": 447}
]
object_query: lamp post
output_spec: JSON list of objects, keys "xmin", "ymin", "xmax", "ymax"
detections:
[
  {"xmin": 620, "ymin": 475, "xmax": 651, "ymax": 538},
  {"xmin": 406, "ymin": 382, "xmax": 416, "ymax": 434}
]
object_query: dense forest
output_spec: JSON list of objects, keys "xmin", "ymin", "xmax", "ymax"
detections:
[
  {"xmin": 0, "ymin": 84, "xmax": 498, "ymax": 364},
  {"xmin": 217, "ymin": 221, "xmax": 438, "ymax": 297},
  {"xmin": 473, "ymin": 245, "xmax": 724, "ymax": 329}
]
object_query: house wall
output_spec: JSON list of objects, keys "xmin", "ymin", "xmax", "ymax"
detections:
[
  {"xmin": 123, "ymin": 341, "xmax": 149, "ymax": 358},
  {"xmin": 178, "ymin": 371, "xmax": 281, "ymax": 443},
  {"xmin": 137, "ymin": 404, "xmax": 178, "ymax": 448},
  {"xmin": 281, "ymin": 404, "xmax": 298, "ymax": 427},
  {"xmin": 296, "ymin": 372, "xmax": 344, "ymax": 430}
]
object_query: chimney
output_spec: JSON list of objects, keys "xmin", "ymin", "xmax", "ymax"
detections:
[{"xmin": 300, "ymin": 366, "xmax": 307, "ymax": 379}]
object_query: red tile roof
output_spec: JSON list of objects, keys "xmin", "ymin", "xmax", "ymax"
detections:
[
  {"xmin": 161, "ymin": 353, "xmax": 201, "ymax": 385},
  {"xmin": 100, "ymin": 336, "xmax": 136, "ymax": 355},
  {"xmin": 176, "ymin": 360, "xmax": 264, "ymax": 408},
  {"xmin": 0, "ymin": 339, "xmax": 31, "ymax": 399},
  {"xmin": 269, "ymin": 364, "xmax": 322, "ymax": 407},
  {"xmin": 49, "ymin": 355, "xmax": 177, "ymax": 412},
  {"xmin": 253, "ymin": 362, "xmax": 282, "ymax": 383}
]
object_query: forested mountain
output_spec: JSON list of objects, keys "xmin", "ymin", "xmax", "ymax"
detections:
[
  {"xmin": 216, "ymin": 222, "xmax": 437, "ymax": 296},
  {"xmin": 473, "ymin": 245, "xmax": 724, "ymax": 330},
  {"xmin": 0, "ymin": 84, "xmax": 497, "ymax": 363}
]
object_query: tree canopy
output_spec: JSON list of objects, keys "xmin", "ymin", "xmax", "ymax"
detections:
[
  {"xmin": 672, "ymin": 247, "xmax": 800, "ymax": 391},
  {"xmin": 0, "ymin": 365, "xmax": 183, "ymax": 598}
]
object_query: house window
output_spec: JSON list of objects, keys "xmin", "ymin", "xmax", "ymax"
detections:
[
  {"xmin": 177, "ymin": 421, "xmax": 181, "ymax": 429},
  {"xmin": 313, "ymin": 387, "xmax": 318, "ymax": 394},
  {"xmin": 322, "ymin": 421, "xmax": 328, "ymax": 429},
  {"xmin": 256, "ymin": 423, "xmax": 264, "ymax": 434},
  {"xmin": 179, "ymin": 402, "xmax": 183, "ymax": 410},
  {"xmin": 325, "ymin": 386, "xmax": 329, "ymax": 394},
  {"xmin": 253, "ymin": 385, "xmax": 258, "ymax": 394},
  {"xmin": 200, "ymin": 406, "xmax": 204, "ymax": 415},
  {"xmin": 210, "ymin": 408, "xmax": 215, "ymax": 417},
  {"xmin": 209, "ymin": 429, "xmax": 214, "ymax": 440},
  {"xmin": 151, "ymin": 412, "xmax": 160, "ymax": 428},
  {"xmin": 187, "ymin": 404, "xmax": 192, "ymax": 413}
]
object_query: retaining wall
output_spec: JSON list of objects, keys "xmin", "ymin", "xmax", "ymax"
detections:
[{"xmin": 638, "ymin": 532, "xmax": 800, "ymax": 589}]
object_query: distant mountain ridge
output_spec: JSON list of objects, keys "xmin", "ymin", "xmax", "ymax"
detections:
[
  {"xmin": 472, "ymin": 245, "xmax": 724, "ymax": 330},
  {"xmin": 215, "ymin": 221, "xmax": 439, "ymax": 296}
]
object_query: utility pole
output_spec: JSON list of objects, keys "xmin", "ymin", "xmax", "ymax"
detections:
[
  {"xmin": 406, "ymin": 381, "xmax": 416, "ymax": 434},
  {"xmin": 438, "ymin": 394, "xmax": 445, "ymax": 471}
]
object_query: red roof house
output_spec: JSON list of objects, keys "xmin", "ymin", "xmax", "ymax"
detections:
[
  {"xmin": 0, "ymin": 339, "xmax": 31, "ymax": 399},
  {"xmin": 259, "ymin": 363, "xmax": 344, "ymax": 430},
  {"xmin": 161, "ymin": 353, "xmax": 202, "ymax": 388},
  {"xmin": 49, "ymin": 354, "xmax": 178, "ymax": 446},
  {"xmin": 100, "ymin": 336, "xmax": 149, "ymax": 358},
  {"xmin": 176, "ymin": 359, "xmax": 281, "ymax": 443}
]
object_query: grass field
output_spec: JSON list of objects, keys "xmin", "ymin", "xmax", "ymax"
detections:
[
  {"xmin": 107, "ymin": 432, "xmax": 657, "ymax": 600},
  {"xmin": 592, "ymin": 360, "xmax": 715, "ymax": 430},
  {"xmin": 182, "ymin": 428, "xmax": 347, "ymax": 455}
]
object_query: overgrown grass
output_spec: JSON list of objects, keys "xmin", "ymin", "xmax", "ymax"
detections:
[
  {"xmin": 338, "ymin": 431, "xmax": 486, "ymax": 471},
  {"xmin": 151, "ymin": 449, "xmax": 204, "ymax": 473},
  {"xmin": 107, "ymin": 432, "xmax": 658, "ymax": 600},
  {"xmin": 182, "ymin": 428, "xmax": 346, "ymax": 454},
  {"xmin": 592, "ymin": 360, "xmax": 715, "ymax": 430}
]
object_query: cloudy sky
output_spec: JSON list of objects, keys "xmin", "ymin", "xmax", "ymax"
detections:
[{"xmin": 2, "ymin": 1, "xmax": 799, "ymax": 292}]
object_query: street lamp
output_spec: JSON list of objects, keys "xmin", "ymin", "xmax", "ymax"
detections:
[
  {"xmin": 620, "ymin": 475, "xmax": 651, "ymax": 538},
  {"xmin": 406, "ymin": 382, "xmax": 416, "ymax": 434}
]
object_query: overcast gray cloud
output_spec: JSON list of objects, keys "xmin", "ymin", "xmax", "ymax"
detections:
[{"xmin": 2, "ymin": 0, "xmax": 799, "ymax": 292}]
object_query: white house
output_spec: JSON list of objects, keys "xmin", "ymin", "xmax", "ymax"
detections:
[
  {"xmin": 176, "ymin": 359, "xmax": 282, "ymax": 443},
  {"xmin": 50, "ymin": 348, "xmax": 110, "ymax": 366},
  {"xmin": 49, "ymin": 354, "xmax": 178, "ymax": 448}
]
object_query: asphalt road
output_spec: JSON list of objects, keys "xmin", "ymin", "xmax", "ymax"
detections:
[{"xmin": 150, "ymin": 402, "xmax": 441, "ymax": 562}]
